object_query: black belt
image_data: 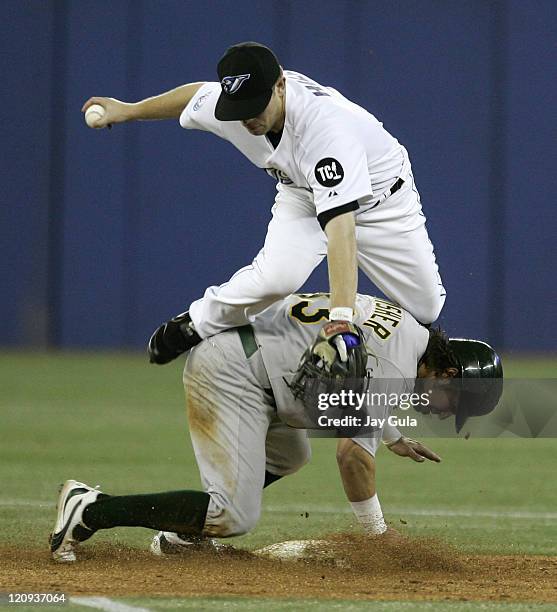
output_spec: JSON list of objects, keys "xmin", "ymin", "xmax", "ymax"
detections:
[
  {"xmin": 237, "ymin": 325, "xmax": 275, "ymax": 402},
  {"xmin": 370, "ymin": 177, "xmax": 404, "ymax": 209},
  {"xmin": 237, "ymin": 325, "xmax": 258, "ymax": 358},
  {"xmin": 388, "ymin": 176, "xmax": 405, "ymax": 196}
]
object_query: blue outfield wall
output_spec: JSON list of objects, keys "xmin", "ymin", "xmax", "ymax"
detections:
[{"xmin": 1, "ymin": 0, "xmax": 556, "ymax": 352}]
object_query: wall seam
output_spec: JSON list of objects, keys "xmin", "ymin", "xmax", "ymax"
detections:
[
  {"xmin": 488, "ymin": 0, "xmax": 508, "ymax": 349},
  {"xmin": 46, "ymin": 0, "xmax": 69, "ymax": 348},
  {"xmin": 121, "ymin": 0, "xmax": 143, "ymax": 347}
]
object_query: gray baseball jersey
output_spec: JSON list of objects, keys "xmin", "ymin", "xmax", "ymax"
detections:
[
  {"xmin": 252, "ymin": 292, "xmax": 429, "ymax": 429},
  {"xmin": 184, "ymin": 293, "xmax": 428, "ymax": 537}
]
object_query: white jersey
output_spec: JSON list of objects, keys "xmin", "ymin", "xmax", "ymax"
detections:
[
  {"xmin": 180, "ymin": 71, "xmax": 409, "ymax": 219},
  {"xmin": 251, "ymin": 293, "xmax": 429, "ymax": 428}
]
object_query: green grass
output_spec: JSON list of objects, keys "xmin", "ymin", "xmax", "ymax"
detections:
[
  {"xmin": 501, "ymin": 355, "xmax": 557, "ymax": 378},
  {"xmin": 1, "ymin": 352, "xmax": 556, "ymax": 610},
  {"xmin": 71, "ymin": 598, "xmax": 557, "ymax": 611},
  {"xmin": 4, "ymin": 598, "xmax": 557, "ymax": 611}
]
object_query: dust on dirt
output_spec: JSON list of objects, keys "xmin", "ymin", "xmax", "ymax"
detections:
[{"xmin": 1, "ymin": 533, "xmax": 556, "ymax": 603}]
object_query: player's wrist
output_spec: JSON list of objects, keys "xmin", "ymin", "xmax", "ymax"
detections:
[
  {"xmin": 329, "ymin": 306, "xmax": 354, "ymax": 322},
  {"xmin": 382, "ymin": 436, "xmax": 403, "ymax": 448},
  {"xmin": 127, "ymin": 101, "xmax": 147, "ymax": 121}
]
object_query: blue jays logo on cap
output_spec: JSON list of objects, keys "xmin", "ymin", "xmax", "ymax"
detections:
[{"xmin": 221, "ymin": 73, "xmax": 251, "ymax": 94}]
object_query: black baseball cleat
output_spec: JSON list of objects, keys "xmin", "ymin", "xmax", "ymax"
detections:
[
  {"xmin": 49, "ymin": 480, "xmax": 104, "ymax": 562},
  {"xmin": 148, "ymin": 311, "xmax": 202, "ymax": 365}
]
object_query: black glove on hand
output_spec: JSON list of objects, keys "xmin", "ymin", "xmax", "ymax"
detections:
[{"xmin": 148, "ymin": 311, "xmax": 201, "ymax": 365}]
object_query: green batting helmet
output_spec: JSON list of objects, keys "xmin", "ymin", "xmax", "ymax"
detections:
[{"xmin": 448, "ymin": 339, "xmax": 504, "ymax": 432}]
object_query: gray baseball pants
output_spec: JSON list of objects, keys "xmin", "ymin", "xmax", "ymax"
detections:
[{"xmin": 183, "ymin": 329, "xmax": 311, "ymax": 537}]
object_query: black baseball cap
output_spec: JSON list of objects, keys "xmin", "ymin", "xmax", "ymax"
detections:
[{"xmin": 215, "ymin": 42, "xmax": 281, "ymax": 121}]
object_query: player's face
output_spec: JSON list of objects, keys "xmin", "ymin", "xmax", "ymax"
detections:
[
  {"xmin": 241, "ymin": 77, "xmax": 286, "ymax": 136},
  {"xmin": 414, "ymin": 366, "xmax": 460, "ymax": 419}
]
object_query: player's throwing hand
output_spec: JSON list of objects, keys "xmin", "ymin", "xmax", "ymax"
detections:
[{"xmin": 81, "ymin": 97, "xmax": 132, "ymax": 128}]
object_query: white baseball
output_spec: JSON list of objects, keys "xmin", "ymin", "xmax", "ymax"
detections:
[{"xmin": 85, "ymin": 104, "xmax": 106, "ymax": 129}]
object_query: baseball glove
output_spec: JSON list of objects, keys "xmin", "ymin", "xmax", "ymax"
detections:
[{"xmin": 288, "ymin": 321, "xmax": 369, "ymax": 406}]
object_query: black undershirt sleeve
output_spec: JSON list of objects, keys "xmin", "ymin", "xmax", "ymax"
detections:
[{"xmin": 317, "ymin": 201, "xmax": 359, "ymax": 230}]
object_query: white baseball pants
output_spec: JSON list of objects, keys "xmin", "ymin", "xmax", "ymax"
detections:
[{"xmin": 189, "ymin": 172, "xmax": 445, "ymax": 337}]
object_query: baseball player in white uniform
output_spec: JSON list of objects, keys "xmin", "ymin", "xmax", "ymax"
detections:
[
  {"xmin": 52, "ymin": 293, "xmax": 501, "ymax": 562},
  {"xmin": 82, "ymin": 42, "xmax": 446, "ymax": 362}
]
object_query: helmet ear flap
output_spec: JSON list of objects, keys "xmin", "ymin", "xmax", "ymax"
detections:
[{"xmin": 448, "ymin": 339, "xmax": 504, "ymax": 432}]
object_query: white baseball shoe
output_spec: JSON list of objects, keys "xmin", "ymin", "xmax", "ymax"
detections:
[
  {"xmin": 150, "ymin": 531, "xmax": 227, "ymax": 556},
  {"xmin": 49, "ymin": 479, "xmax": 103, "ymax": 563}
]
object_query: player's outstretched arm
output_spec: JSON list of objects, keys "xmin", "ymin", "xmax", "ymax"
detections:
[
  {"xmin": 324, "ymin": 211, "xmax": 357, "ymax": 318},
  {"xmin": 81, "ymin": 82, "xmax": 206, "ymax": 128}
]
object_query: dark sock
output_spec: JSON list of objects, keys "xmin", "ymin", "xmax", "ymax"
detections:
[
  {"xmin": 82, "ymin": 490, "xmax": 209, "ymax": 536},
  {"xmin": 263, "ymin": 470, "xmax": 283, "ymax": 488}
]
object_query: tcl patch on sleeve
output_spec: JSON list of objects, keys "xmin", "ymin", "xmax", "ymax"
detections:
[{"xmin": 314, "ymin": 158, "xmax": 344, "ymax": 187}]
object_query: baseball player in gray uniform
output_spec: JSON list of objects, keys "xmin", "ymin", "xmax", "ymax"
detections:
[
  {"xmin": 82, "ymin": 41, "xmax": 446, "ymax": 364},
  {"xmin": 50, "ymin": 293, "xmax": 501, "ymax": 562}
]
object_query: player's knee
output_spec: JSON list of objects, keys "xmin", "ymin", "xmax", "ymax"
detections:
[
  {"xmin": 288, "ymin": 441, "xmax": 312, "ymax": 473},
  {"xmin": 203, "ymin": 495, "xmax": 261, "ymax": 538},
  {"xmin": 267, "ymin": 439, "xmax": 312, "ymax": 478},
  {"xmin": 209, "ymin": 507, "xmax": 260, "ymax": 537},
  {"xmin": 336, "ymin": 440, "xmax": 375, "ymax": 475},
  {"xmin": 412, "ymin": 295, "xmax": 445, "ymax": 325},
  {"xmin": 230, "ymin": 506, "xmax": 261, "ymax": 536}
]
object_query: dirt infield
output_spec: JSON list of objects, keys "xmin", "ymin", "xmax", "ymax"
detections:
[{"xmin": 1, "ymin": 534, "xmax": 556, "ymax": 603}]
